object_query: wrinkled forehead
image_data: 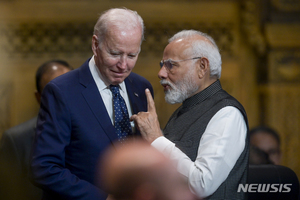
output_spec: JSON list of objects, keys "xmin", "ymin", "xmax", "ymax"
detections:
[{"xmin": 105, "ymin": 25, "xmax": 142, "ymax": 42}]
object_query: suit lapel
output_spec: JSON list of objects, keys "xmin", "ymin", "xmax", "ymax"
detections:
[
  {"xmin": 125, "ymin": 75, "xmax": 148, "ymax": 137},
  {"xmin": 125, "ymin": 76, "xmax": 143, "ymax": 115},
  {"xmin": 79, "ymin": 60, "xmax": 118, "ymax": 143}
]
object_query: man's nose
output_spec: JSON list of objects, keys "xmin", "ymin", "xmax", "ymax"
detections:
[
  {"xmin": 118, "ymin": 56, "xmax": 127, "ymax": 69},
  {"xmin": 158, "ymin": 66, "xmax": 168, "ymax": 79}
]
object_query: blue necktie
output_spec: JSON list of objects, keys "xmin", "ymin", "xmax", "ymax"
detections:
[{"xmin": 110, "ymin": 85, "xmax": 132, "ymax": 142}]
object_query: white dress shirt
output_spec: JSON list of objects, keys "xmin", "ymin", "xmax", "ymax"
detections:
[
  {"xmin": 88, "ymin": 57, "xmax": 135, "ymax": 129},
  {"xmin": 151, "ymin": 106, "xmax": 247, "ymax": 198}
]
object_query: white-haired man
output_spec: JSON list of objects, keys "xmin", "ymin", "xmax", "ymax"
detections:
[
  {"xmin": 31, "ymin": 8, "xmax": 153, "ymax": 200},
  {"xmin": 131, "ymin": 30, "xmax": 249, "ymax": 199}
]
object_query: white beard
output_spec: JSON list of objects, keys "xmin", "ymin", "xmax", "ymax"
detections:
[{"xmin": 160, "ymin": 68, "xmax": 199, "ymax": 104}]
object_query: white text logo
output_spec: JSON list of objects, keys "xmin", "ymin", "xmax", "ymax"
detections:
[{"xmin": 237, "ymin": 184, "xmax": 292, "ymax": 193}]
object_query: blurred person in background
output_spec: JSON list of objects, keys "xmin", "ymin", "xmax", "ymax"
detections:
[
  {"xmin": 249, "ymin": 126, "xmax": 282, "ymax": 165},
  {"xmin": 100, "ymin": 139, "xmax": 198, "ymax": 200},
  {"xmin": 249, "ymin": 145, "xmax": 273, "ymax": 165},
  {"xmin": 0, "ymin": 59, "xmax": 72, "ymax": 200}
]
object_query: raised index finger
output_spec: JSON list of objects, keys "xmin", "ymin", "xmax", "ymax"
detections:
[{"xmin": 145, "ymin": 88, "xmax": 155, "ymax": 112}]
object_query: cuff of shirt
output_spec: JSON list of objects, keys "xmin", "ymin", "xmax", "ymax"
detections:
[{"xmin": 151, "ymin": 136, "xmax": 174, "ymax": 153}]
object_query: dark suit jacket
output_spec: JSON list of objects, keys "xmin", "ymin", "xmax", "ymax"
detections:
[
  {"xmin": 0, "ymin": 117, "xmax": 43, "ymax": 200},
  {"xmin": 31, "ymin": 58, "xmax": 153, "ymax": 200}
]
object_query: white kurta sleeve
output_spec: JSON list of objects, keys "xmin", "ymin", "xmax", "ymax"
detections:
[{"xmin": 151, "ymin": 106, "xmax": 247, "ymax": 198}]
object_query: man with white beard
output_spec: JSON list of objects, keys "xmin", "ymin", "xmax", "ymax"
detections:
[{"xmin": 131, "ymin": 30, "xmax": 249, "ymax": 200}]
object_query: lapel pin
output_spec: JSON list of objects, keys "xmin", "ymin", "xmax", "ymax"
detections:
[{"xmin": 134, "ymin": 93, "xmax": 139, "ymax": 97}]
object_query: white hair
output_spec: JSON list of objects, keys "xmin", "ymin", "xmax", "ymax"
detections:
[
  {"xmin": 169, "ymin": 30, "xmax": 222, "ymax": 79},
  {"xmin": 93, "ymin": 8, "xmax": 144, "ymax": 46}
]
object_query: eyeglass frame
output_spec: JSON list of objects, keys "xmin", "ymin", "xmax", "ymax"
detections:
[{"xmin": 159, "ymin": 57, "xmax": 202, "ymax": 71}]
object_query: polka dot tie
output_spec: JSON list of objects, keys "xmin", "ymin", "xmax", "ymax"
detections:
[{"xmin": 110, "ymin": 85, "xmax": 132, "ymax": 142}]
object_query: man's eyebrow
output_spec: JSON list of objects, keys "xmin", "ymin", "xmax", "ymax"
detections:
[
  {"xmin": 130, "ymin": 52, "xmax": 139, "ymax": 56},
  {"xmin": 167, "ymin": 59, "xmax": 177, "ymax": 63},
  {"xmin": 109, "ymin": 49, "xmax": 120, "ymax": 54}
]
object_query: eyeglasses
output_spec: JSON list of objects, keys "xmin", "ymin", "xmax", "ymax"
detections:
[{"xmin": 160, "ymin": 57, "xmax": 201, "ymax": 71}]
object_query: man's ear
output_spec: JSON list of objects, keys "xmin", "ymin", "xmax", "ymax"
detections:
[
  {"xmin": 197, "ymin": 57, "xmax": 209, "ymax": 79},
  {"xmin": 92, "ymin": 35, "xmax": 99, "ymax": 56},
  {"xmin": 34, "ymin": 90, "xmax": 41, "ymax": 105}
]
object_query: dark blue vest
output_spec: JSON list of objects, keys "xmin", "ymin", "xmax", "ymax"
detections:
[{"xmin": 164, "ymin": 80, "xmax": 249, "ymax": 200}]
